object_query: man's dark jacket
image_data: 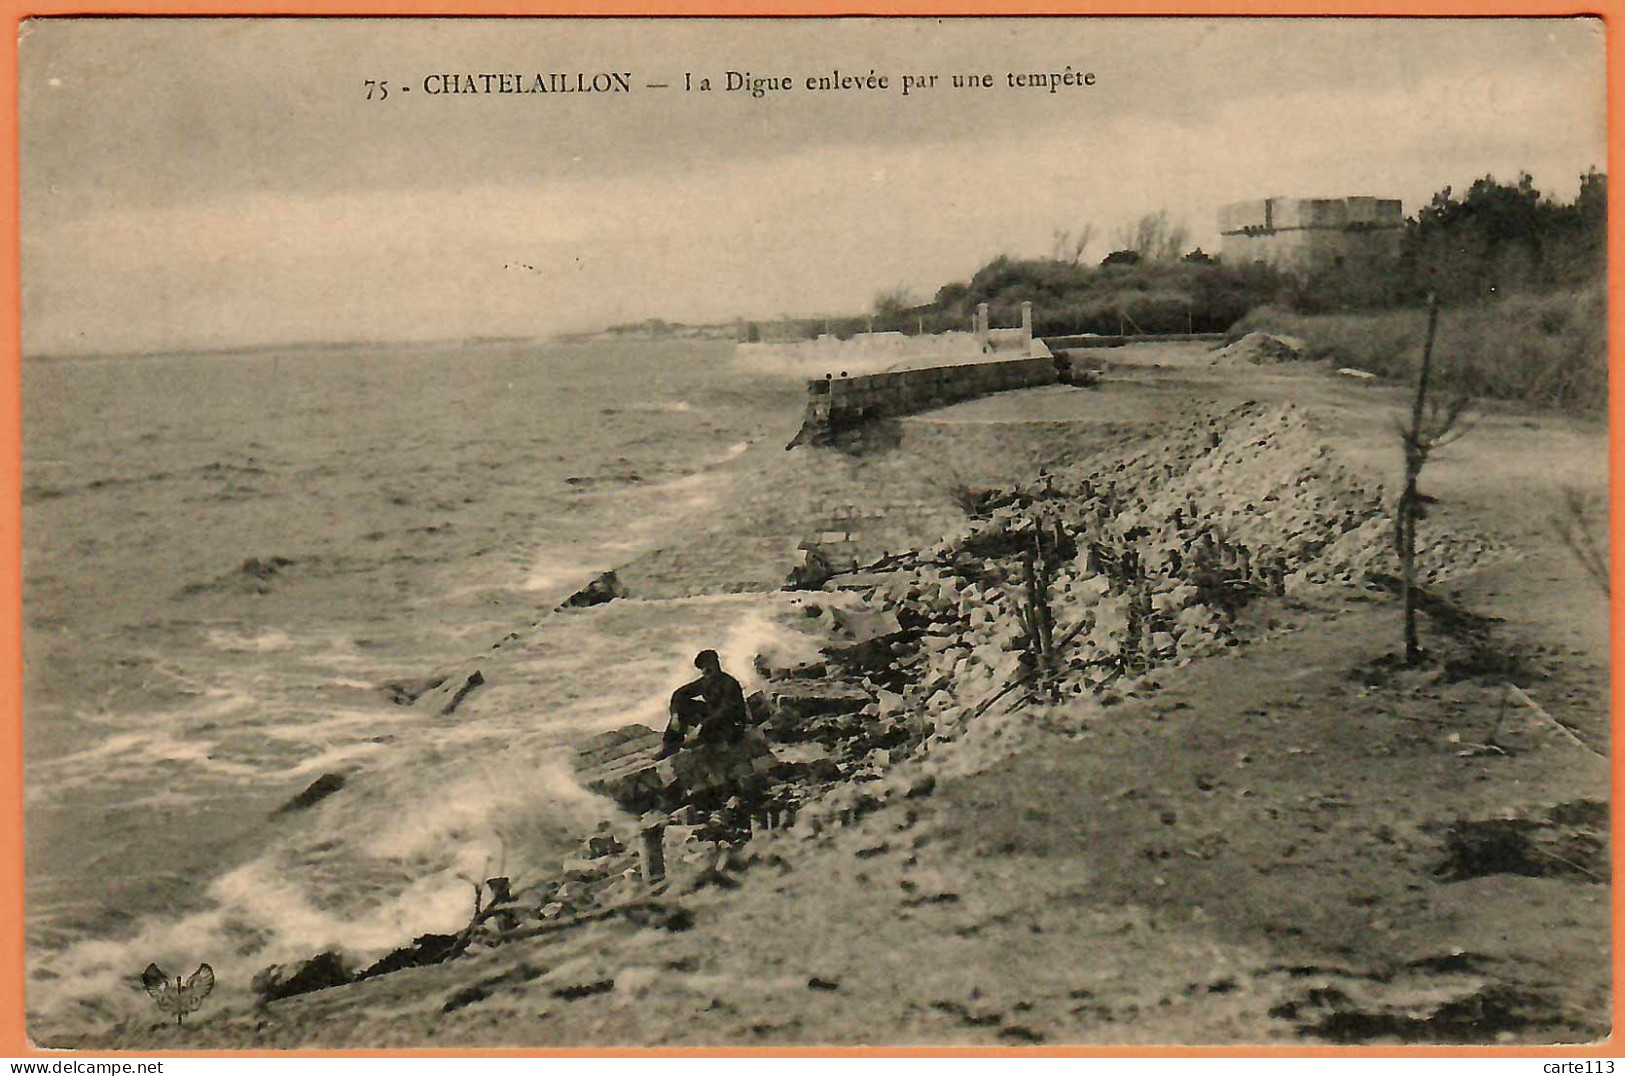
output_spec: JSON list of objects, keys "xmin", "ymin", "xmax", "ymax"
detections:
[{"xmin": 668, "ymin": 671, "xmax": 748, "ymax": 745}]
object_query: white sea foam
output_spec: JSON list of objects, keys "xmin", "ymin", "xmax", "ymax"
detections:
[
  {"xmin": 518, "ymin": 439, "xmax": 753, "ymax": 594},
  {"xmin": 27, "ymin": 594, "xmax": 828, "ymax": 1033},
  {"xmin": 27, "ymin": 744, "xmax": 613, "ymax": 1033},
  {"xmin": 27, "ymin": 853, "xmax": 493, "ymax": 1032}
]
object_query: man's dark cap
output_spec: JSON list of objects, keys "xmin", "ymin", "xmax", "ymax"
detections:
[{"xmin": 694, "ymin": 649, "xmax": 721, "ymax": 669}]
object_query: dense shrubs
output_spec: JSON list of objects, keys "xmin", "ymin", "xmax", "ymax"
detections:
[{"xmin": 1403, "ymin": 170, "xmax": 1606, "ymax": 305}]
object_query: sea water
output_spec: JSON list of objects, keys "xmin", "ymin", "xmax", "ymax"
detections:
[{"xmin": 20, "ymin": 337, "xmax": 809, "ymax": 1035}]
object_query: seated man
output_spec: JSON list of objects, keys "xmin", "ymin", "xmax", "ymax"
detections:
[{"xmin": 657, "ymin": 649, "xmax": 748, "ymax": 760}]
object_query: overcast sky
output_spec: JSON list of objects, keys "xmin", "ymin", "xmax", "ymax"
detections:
[{"xmin": 20, "ymin": 17, "xmax": 1606, "ymax": 354}]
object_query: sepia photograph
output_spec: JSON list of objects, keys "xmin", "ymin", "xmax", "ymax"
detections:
[{"xmin": 16, "ymin": 15, "xmax": 1612, "ymax": 1049}]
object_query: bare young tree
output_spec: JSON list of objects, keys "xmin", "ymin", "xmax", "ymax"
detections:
[
  {"xmin": 1072, "ymin": 223, "xmax": 1097, "ymax": 265},
  {"xmin": 1018, "ymin": 537, "xmax": 1059, "ymax": 698},
  {"xmin": 1050, "ymin": 228, "xmax": 1071, "ymax": 262},
  {"xmin": 1396, "ymin": 293, "xmax": 1472, "ymax": 665}
]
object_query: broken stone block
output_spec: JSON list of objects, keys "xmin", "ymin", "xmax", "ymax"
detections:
[
  {"xmin": 755, "ymin": 656, "xmax": 828, "ymax": 680},
  {"xmin": 558, "ymin": 570, "xmax": 628, "ymax": 610},
  {"xmin": 665, "ymin": 729, "xmax": 778, "ymax": 798},
  {"xmin": 572, "ymin": 723, "xmax": 666, "ymax": 813},
  {"xmin": 584, "ymin": 832, "xmax": 626, "ymax": 858},
  {"xmin": 767, "ymin": 680, "xmax": 874, "ymax": 724},
  {"xmin": 1075, "ymin": 575, "xmax": 1111, "ymax": 599},
  {"xmin": 273, "ymin": 772, "xmax": 346, "ymax": 816},
  {"xmin": 823, "ymin": 633, "xmax": 910, "ymax": 675}
]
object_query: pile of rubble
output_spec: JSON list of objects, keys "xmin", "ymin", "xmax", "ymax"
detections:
[
  {"xmin": 1211, "ymin": 331, "xmax": 1309, "ymax": 366},
  {"xmin": 744, "ymin": 402, "xmax": 1501, "ymax": 799},
  {"xmin": 547, "ymin": 404, "xmax": 1501, "ymax": 898}
]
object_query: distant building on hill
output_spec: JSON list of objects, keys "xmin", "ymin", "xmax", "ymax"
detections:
[{"xmin": 1218, "ymin": 195, "xmax": 1403, "ymax": 276}]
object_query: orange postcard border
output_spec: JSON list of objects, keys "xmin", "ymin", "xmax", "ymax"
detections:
[{"xmin": 0, "ymin": 0, "xmax": 1617, "ymax": 1060}]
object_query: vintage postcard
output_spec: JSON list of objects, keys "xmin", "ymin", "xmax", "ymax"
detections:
[{"xmin": 13, "ymin": 15, "xmax": 1613, "ymax": 1050}]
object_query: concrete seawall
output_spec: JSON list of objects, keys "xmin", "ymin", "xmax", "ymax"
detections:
[
  {"xmin": 737, "ymin": 332, "xmax": 984, "ymax": 378},
  {"xmin": 787, "ymin": 355, "xmax": 1061, "ymax": 448}
]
